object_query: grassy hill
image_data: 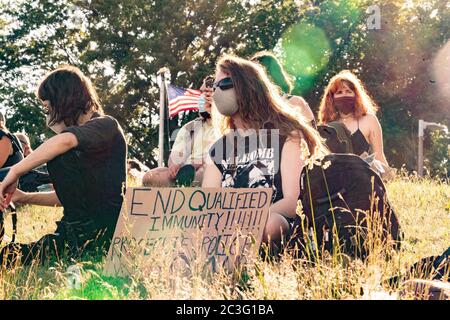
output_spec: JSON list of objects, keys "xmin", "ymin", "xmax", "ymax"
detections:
[{"xmin": 1, "ymin": 175, "xmax": 449, "ymax": 300}]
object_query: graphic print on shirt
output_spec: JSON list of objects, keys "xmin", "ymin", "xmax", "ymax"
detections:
[{"xmin": 221, "ymin": 138, "xmax": 278, "ymax": 201}]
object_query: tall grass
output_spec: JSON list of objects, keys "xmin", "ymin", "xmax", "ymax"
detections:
[{"xmin": 0, "ymin": 174, "xmax": 449, "ymax": 300}]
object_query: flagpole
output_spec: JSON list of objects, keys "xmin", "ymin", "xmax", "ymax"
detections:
[{"xmin": 157, "ymin": 67, "xmax": 170, "ymax": 167}]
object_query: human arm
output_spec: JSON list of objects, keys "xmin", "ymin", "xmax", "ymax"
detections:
[
  {"xmin": 0, "ymin": 132, "xmax": 77, "ymax": 203},
  {"xmin": 168, "ymin": 126, "xmax": 192, "ymax": 178},
  {"xmin": 201, "ymin": 163, "xmax": 222, "ymax": 188},
  {"xmin": 9, "ymin": 189, "xmax": 61, "ymax": 207},
  {"xmin": 367, "ymin": 114, "xmax": 389, "ymax": 166},
  {"xmin": 288, "ymin": 96, "xmax": 315, "ymax": 123},
  {"xmin": 269, "ymin": 133, "xmax": 304, "ymax": 219},
  {"xmin": 201, "ymin": 156, "xmax": 222, "ymax": 188},
  {"xmin": 167, "ymin": 158, "xmax": 181, "ymax": 179}
]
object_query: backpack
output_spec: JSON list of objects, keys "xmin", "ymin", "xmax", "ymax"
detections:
[
  {"xmin": 292, "ymin": 153, "xmax": 401, "ymax": 259},
  {"xmin": 317, "ymin": 121, "xmax": 354, "ymax": 154},
  {"xmin": 19, "ymin": 166, "xmax": 52, "ymax": 192}
]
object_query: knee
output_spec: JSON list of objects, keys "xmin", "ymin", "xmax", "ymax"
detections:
[
  {"xmin": 263, "ymin": 213, "xmax": 290, "ymax": 244},
  {"xmin": 142, "ymin": 167, "xmax": 172, "ymax": 187},
  {"xmin": 142, "ymin": 170, "xmax": 157, "ymax": 186}
]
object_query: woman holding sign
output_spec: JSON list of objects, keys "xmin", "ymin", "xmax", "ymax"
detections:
[
  {"xmin": 203, "ymin": 55, "xmax": 326, "ymax": 256},
  {"xmin": 0, "ymin": 65, "xmax": 127, "ymax": 266}
]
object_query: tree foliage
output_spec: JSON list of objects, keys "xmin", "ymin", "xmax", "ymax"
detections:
[{"xmin": 1, "ymin": 0, "xmax": 448, "ymax": 176}]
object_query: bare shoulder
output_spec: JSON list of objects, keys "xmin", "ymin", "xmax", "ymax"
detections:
[
  {"xmin": 288, "ymin": 95, "xmax": 315, "ymax": 121},
  {"xmin": 360, "ymin": 113, "xmax": 380, "ymax": 126},
  {"xmin": 286, "ymin": 129, "xmax": 305, "ymax": 143},
  {"xmin": 288, "ymin": 95, "xmax": 308, "ymax": 107}
]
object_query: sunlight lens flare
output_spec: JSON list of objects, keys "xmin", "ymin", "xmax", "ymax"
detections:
[
  {"xmin": 432, "ymin": 40, "xmax": 450, "ymax": 111},
  {"xmin": 277, "ymin": 22, "xmax": 331, "ymax": 94}
]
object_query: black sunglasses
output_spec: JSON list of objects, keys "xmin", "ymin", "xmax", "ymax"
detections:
[{"xmin": 213, "ymin": 77, "xmax": 234, "ymax": 91}]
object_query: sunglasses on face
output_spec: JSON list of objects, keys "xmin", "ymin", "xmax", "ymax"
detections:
[{"xmin": 213, "ymin": 77, "xmax": 234, "ymax": 91}]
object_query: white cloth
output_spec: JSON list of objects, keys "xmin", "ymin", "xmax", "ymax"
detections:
[{"xmin": 170, "ymin": 118, "xmax": 219, "ymax": 166}]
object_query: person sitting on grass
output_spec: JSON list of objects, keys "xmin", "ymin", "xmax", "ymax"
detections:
[
  {"xmin": 0, "ymin": 65, "xmax": 127, "ymax": 267},
  {"xmin": 142, "ymin": 75, "xmax": 219, "ymax": 187},
  {"xmin": 318, "ymin": 70, "xmax": 389, "ymax": 165},
  {"xmin": 317, "ymin": 70, "xmax": 396, "ymax": 180},
  {"xmin": 202, "ymin": 55, "xmax": 326, "ymax": 256}
]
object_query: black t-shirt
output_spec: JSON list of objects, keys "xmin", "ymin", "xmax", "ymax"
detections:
[
  {"xmin": 59, "ymin": 113, "xmax": 127, "ymax": 230},
  {"xmin": 209, "ymin": 127, "xmax": 286, "ymax": 204}
]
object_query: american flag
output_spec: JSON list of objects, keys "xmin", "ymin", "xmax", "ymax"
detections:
[{"xmin": 167, "ymin": 84, "xmax": 201, "ymax": 117}]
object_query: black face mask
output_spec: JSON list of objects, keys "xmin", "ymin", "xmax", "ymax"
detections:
[{"xmin": 333, "ymin": 96, "xmax": 356, "ymax": 115}]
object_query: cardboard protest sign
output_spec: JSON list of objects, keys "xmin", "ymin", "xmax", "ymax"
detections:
[{"xmin": 103, "ymin": 187, "xmax": 272, "ymax": 276}]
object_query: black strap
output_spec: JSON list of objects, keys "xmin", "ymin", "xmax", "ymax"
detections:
[
  {"xmin": 9, "ymin": 203, "xmax": 17, "ymax": 243},
  {"xmin": 189, "ymin": 125, "xmax": 195, "ymax": 163},
  {"xmin": 10, "ymin": 133, "xmax": 24, "ymax": 155},
  {"xmin": 0, "ymin": 204, "xmax": 17, "ymax": 244},
  {"xmin": 0, "ymin": 130, "xmax": 24, "ymax": 155}
]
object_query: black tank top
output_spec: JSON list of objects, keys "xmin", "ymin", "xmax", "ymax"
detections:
[
  {"xmin": 209, "ymin": 123, "xmax": 286, "ymax": 204},
  {"xmin": 350, "ymin": 120, "xmax": 370, "ymax": 155},
  {"xmin": 0, "ymin": 130, "xmax": 24, "ymax": 168}
]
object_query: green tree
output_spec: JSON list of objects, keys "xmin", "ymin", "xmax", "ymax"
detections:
[
  {"xmin": 70, "ymin": 0, "xmax": 302, "ymax": 166},
  {"xmin": 0, "ymin": 0, "xmax": 83, "ymax": 146},
  {"xmin": 271, "ymin": 0, "xmax": 449, "ymax": 175},
  {"xmin": 1, "ymin": 0, "xmax": 448, "ymax": 176}
]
